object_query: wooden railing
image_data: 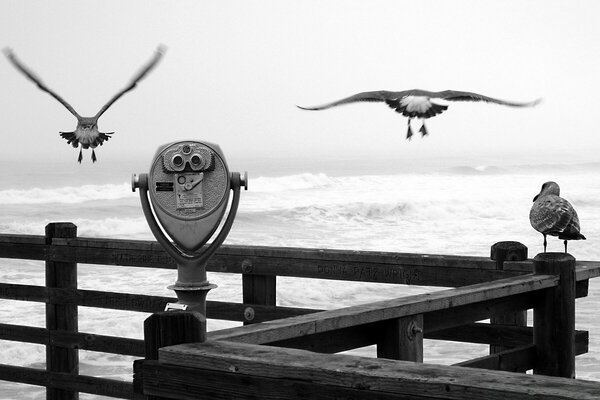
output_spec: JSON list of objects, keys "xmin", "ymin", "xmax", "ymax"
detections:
[{"xmin": 1, "ymin": 223, "xmax": 599, "ymax": 399}]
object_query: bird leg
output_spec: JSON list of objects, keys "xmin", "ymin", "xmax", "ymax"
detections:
[
  {"xmin": 543, "ymin": 234, "xmax": 547, "ymax": 253},
  {"xmin": 91, "ymin": 149, "xmax": 97, "ymax": 163},
  {"xmin": 406, "ymin": 119, "xmax": 414, "ymax": 140},
  {"xmin": 419, "ymin": 120, "xmax": 429, "ymax": 137},
  {"xmin": 77, "ymin": 148, "xmax": 83, "ymax": 163},
  {"xmin": 564, "ymin": 240, "xmax": 568, "ymax": 254}
]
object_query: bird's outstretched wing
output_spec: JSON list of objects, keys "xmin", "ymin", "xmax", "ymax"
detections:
[
  {"xmin": 434, "ymin": 90, "xmax": 542, "ymax": 107},
  {"xmin": 297, "ymin": 91, "xmax": 407, "ymax": 110},
  {"xmin": 3, "ymin": 47, "xmax": 80, "ymax": 118},
  {"xmin": 95, "ymin": 45, "xmax": 166, "ymax": 119},
  {"xmin": 298, "ymin": 89, "xmax": 541, "ymax": 110}
]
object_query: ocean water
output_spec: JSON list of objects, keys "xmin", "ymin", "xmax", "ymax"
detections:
[{"xmin": 0, "ymin": 155, "xmax": 599, "ymax": 399}]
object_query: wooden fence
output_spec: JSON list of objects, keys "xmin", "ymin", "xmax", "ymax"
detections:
[{"xmin": 1, "ymin": 223, "xmax": 600, "ymax": 399}]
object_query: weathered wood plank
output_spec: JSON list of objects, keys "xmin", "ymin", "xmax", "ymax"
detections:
[
  {"xmin": 45, "ymin": 222, "xmax": 79, "ymax": 400},
  {"xmin": 0, "ymin": 363, "xmax": 133, "ymax": 399},
  {"xmin": 242, "ymin": 269, "xmax": 276, "ymax": 325},
  {"xmin": 1, "ymin": 321, "xmax": 585, "ymax": 360},
  {"xmin": 0, "ymin": 323, "xmax": 46, "ymax": 344},
  {"xmin": 0, "ymin": 241, "xmax": 46, "ymax": 261},
  {"xmin": 269, "ymin": 324, "xmax": 379, "ymax": 353},
  {"xmin": 0, "ymin": 233, "xmax": 46, "ymax": 244},
  {"xmin": 0, "ymin": 234, "xmax": 46, "ymax": 261},
  {"xmin": 534, "ymin": 253, "xmax": 576, "ymax": 378},
  {"xmin": 0, "ymin": 283, "xmax": 176, "ymax": 312},
  {"xmin": 0, "ymin": 282, "xmax": 318, "ymax": 322},
  {"xmin": 454, "ymin": 330, "xmax": 589, "ymax": 372},
  {"xmin": 424, "ymin": 291, "xmax": 538, "ymax": 333},
  {"xmin": 429, "ymin": 323, "xmax": 589, "ymax": 351},
  {"xmin": 2, "ymin": 232, "xmax": 600, "ymax": 286},
  {"xmin": 377, "ymin": 315, "xmax": 423, "ymax": 362},
  {"xmin": 209, "ymin": 274, "xmax": 558, "ymax": 344},
  {"xmin": 489, "ymin": 242, "xmax": 528, "ymax": 354},
  {"xmin": 141, "ymin": 360, "xmax": 415, "ymax": 400},
  {"xmin": 157, "ymin": 340, "xmax": 600, "ymax": 400},
  {"xmin": 144, "ymin": 311, "xmax": 206, "ymax": 361},
  {"xmin": 454, "ymin": 344, "xmax": 535, "ymax": 372},
  {"xmin": 0, "ymin": 322, "xmax": 145, "ymax": 356}
]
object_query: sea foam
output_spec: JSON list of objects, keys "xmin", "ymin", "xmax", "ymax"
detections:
[{"xmin": 0, "ymin": 183, "xmax": 134, "ymax": 205}]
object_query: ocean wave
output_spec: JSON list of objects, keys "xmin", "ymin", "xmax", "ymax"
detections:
[
  {"xmin": 0, "ymin": 183, "xmax": 134, "ymax": 205},
  {"xmin": 437, "ymin": 161, "xmax": 600, "ymax": 176},
  {"xmin": 0, "ymin": 217, "xmax": 152, "ymax": 239},
  {"xmin": 441, "ymin": 165, "xmax": 506, "ymax": 175},
  {"xmin": 250, "ymin": 173, "xmax": 336, "ymax": 192},
  {"xmin": 240, "ymin": 201, "xmax": 414, "ymax": 225}
]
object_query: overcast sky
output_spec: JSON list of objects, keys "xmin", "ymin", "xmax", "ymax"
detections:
[{"xmin": 1, "ymin": 1, "xmax": 598, "ymax": 168}]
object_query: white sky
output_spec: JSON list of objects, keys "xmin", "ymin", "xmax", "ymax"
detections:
[{"xmin": 1, "ymin": 0, "xmax": 599, "ymax": 168}]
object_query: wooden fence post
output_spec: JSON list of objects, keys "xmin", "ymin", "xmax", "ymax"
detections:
[
  {"xmin": 377, "ymin": 315, "xmax": 423, "ymax": 362},
  {"xmin": 45, "ymin": 222, "xmax": 78, "ymax": 400},
  {"xmin": 242, "ymin": 259, "xmax": 276, "ymax": 325},
  {"xmin": 533, "ymin": 252, "xmax": 576, "ymax": 378},
  {"xmin": 490, "ymin": 241, "xmax": 528, "ymax": 357},
  {"xmin": 135, "ymin": 311, "xmax": 206, "ymax": 399}
]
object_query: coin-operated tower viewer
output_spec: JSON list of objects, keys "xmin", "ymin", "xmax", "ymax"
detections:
[{"xmin": 132, "ymin": 140, "xmax": 247, "ymax": 316}]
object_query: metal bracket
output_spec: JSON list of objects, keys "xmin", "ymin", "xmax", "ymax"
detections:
[
  {"xmin": 165, "ymin": 303, "xmax": 188, "ymax": 312},
  {"xmin": 407, "ymin": 319, "xmax": 423, "ymax": 340},
  {"xmin": 243, "ymin": 307, "xmax": 255, "ymax": 321}
]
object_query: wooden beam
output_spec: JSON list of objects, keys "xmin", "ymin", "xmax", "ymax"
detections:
[
  {"xmin": 2, "ymin": 233, "xmax": 600, "ymax": 285},
  {"xmin": 209, "ymin": 274, "xmax": 557, "ymax": 344},
  {"xmin": 454, "ymin": 345, "xmax": 535, "ymax": 372},
  {"xmin": 533, "ymin": 253, "xmax": 576, "ymax": 378},
  {"xmin": 154, "ymin": 340, "xmax": 600, "ymax": 400},
  {"xmin": 0, "ymin": 322, "xmax": 145, "ymax": 356},
  {"xmin": 45, "ymin": 222, "xmax": 78, "ymax": 400},
  {"xmin": 454, "ymin": 330, "xmax": 588, "ymax": 372},
  {"xmin": 377, "ymin": 315, "xmax": 423, "ymax": 362},
  {"xmin": 242, "ymin": 261, "xmax": 276, "ymax": 325},
  {"xmin": 428, "ymin": 323, "xmax": 588, "ymax": 351},
  {"xmin": 489, "ymin": 242, "xmax": 528, "ymax": 354},
  {"xmin": 0, "ymin": 283, "xmax": 318, "ymax": 322},
  {"xmin": 0, "ymin": 364, "xmax": 133, "ymax": 399}
]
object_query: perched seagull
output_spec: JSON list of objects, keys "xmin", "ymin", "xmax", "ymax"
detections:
[
  {"xmin": 3, "ymin": 46, "xmax": 165, "ymax": 163},
  {"xmin": 529, "ymin": 181, "xmax": 586, "ymax": 253},
  {"xmin": 298, "ymin": 89, "xmax": 541, "ymax": 139}
]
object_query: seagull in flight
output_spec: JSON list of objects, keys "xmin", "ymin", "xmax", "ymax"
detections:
[
  {"xmin": 530, "ymin": 181, "xmax": 586, "ymax": 253},
  {"xmin": 298, "ymin": 89, "xmax": 541, "ymax": 139},
  {"xmin": 4, "ymin": 45, "xmax": 165, "ymax": 163}
]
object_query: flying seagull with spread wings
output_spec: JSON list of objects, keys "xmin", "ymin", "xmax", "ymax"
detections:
[
  {"xmin": 530, "ymin": 181, "xmax": 586, "ymax": 253},
  {"xmin": 4, "ymin": 46, "xmax": 165, "ymax": 162},
  {"xmin": 298, "ymin": 89, "xmax": 541, "ymax": 139}
]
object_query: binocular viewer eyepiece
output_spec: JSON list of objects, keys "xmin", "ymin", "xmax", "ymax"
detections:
[{"xmin": 132, "ymin": 140, "xmax": 247, "ymax": 313}]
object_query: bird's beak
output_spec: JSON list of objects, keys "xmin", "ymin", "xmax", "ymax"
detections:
[{"xmin": 533, "ymin": 194, "xmax": 539, "ymax": 202}]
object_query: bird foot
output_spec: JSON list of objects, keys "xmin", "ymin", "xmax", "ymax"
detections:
[{"xmin": 406, "ymin": 123, "xmax": 414, "ymax": 140}]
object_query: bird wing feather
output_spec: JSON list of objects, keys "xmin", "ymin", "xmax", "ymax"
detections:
[
  {"xmin": 94, "ymin": 45, "xmax": 165, "ymax": 119},
  {"xmin": 434, "ymin": 90, "xmax": 541, "ymax": 107},
  {"xmin": 297, "ymin": 90, "xmax": 416, "ymax": 110},
  {"xmin": 3, "ymin": 48, "xmax": 81, "ymax": 118},
  {"xmin": 298, "ymin": 89, "xmax": 540, "ymax": 110},
  {"xmin": 530, "ymin": 195, "xmax": 577, "ymax": 235}
]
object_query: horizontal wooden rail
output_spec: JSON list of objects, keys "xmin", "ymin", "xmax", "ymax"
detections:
[
  {"xmin": 210, "ymin": 273, "xmax": 558, "ymax": 344},
  {"xmin": 0, "ymin": 282, "xmax": 319, "ymax": 322},
  {"xmin": 143, "ymin": 340, "xmax": 600, "ymax": 400},
  {"xmin": 0, "ymin": 364, "xmax": 133, "ymax": 399},
  {"xmin": 2, "ymin": 234, "xmax": 600, "ymax": 287},
  {"xmin": 0, "ymin": 323, "xmax": 145, "ymax": 357},
  {"xmin": 3, "ymin": 230, "xmax": 600, "ymax": 399}
]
